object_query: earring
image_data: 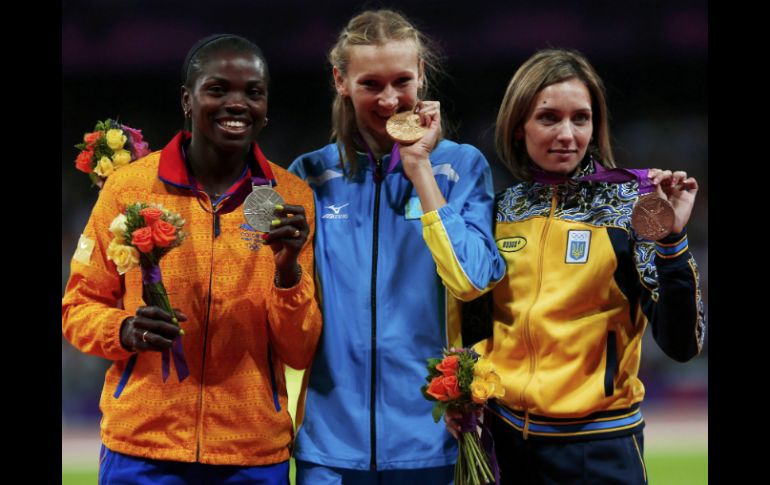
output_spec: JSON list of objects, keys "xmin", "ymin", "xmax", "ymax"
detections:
[
  {"xmin": 184, "ymin": 108, "xmax": 191, "ymax": 119},
  {"xmin": 263, "ymin": 117, "xmax": 269, "ymax": 127}
]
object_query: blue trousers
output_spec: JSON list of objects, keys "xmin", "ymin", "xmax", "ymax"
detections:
[
  {"xmin": 98, "ymin": 444, "xmax": 289, "ymax": 485},
  {"xmin": 486, "ymin": 409, "xmax": 648, "ymax": 485},
  {"xmin": 295, "ymin": 460, "xmax": 454, "ymax": 485}
]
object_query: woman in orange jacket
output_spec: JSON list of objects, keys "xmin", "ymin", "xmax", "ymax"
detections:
[{"xmin": 62, "ymin": 34, "xmax": 321, "ymax": 484}]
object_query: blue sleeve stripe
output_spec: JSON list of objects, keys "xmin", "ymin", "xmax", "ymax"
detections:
[{"xmin": 655, "ymin": 236, "xmax": 688, "ymax": 258}]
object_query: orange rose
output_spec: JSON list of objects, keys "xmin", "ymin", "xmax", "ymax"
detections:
[
  {"xmin": 140, "ymin": 207, "xmax": 163, "ymax": 224},
  {"xmin": 131, "ymin": 226, "xmax": 154, "ymax": 253},
  {"xmin": 427, "ymin": 376, "xmax": 462, "ymax": 401},
  {"xmin": 75, "ymin": 150, "xmax": 93, "ymax": 173},
  {"xmin": 84, "ymin": 131, "xmax": 102, "ymax": 145},
  {"xmin": 436, "ymin": 355, "xmax": 459, "ymax": 376},
  {"xmin": 442, "ymin": 375, "xmax": 461, "ymax": 400},
  {"xmin": 427, "ymin": 377, "xmax": 451, "ymax": 401},
  {"xmin": 151, "ymin": 220, "xmax": 177, "ymax": 247}
]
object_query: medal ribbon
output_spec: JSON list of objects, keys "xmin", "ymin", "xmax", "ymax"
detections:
[
  {"xmin": 353, "ymin": 134, "xmax": 401, "ymax": 183},
  {"xmin": 532, "ymin": 162, "xmax": 655, "ymax": 195}
]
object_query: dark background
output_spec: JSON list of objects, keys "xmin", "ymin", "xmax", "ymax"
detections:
[{"xmin": 62, "ymin": 0, "xmax": 707, "ymax": 432}]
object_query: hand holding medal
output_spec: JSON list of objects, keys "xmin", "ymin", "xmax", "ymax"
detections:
[
  {"xmin": 635, "ymin": 168, "xmax": 699, "ymax": 239},
  {"xmin": 387, "ymin": 101, "xmax": 442, "ymax": 183},
  {"xmin": 244, "ymin": 187, "xmax": 309, "ymax": 287}
]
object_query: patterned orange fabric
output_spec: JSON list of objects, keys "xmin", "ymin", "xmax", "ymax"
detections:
[{"xmin": 62, "ymin": 135, "xmax": 321, "ymax": 465}]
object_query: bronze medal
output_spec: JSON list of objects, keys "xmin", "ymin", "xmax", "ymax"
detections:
[
  {"xmin": 631, "ymin": 194, "xmax": 675, "ymax": 241},
  {"xmin": 386, "ymin": 111, "xmax": 427, "ymax": 144},
  {"xmin": 243, "ymin": 185, "xmax": 285, "ymax": 233}
]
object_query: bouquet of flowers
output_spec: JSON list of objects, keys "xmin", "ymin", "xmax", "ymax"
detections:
[
  {"xmin": 422, "ymin": 347, "xmax": 504, "ymax": 485},
  {"xmin": 74, "ymin": 118, "xmax": 151, "ymax": 188},
  {"xmin": 107, "ymin": 202, "xmax": 189, "ymax": 382}
]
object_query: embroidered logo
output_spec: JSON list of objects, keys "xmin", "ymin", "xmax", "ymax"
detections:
[
  {"xmin": 322, "ymin": 203, "xmax": 349, "ymax": 220},
  {"xmin": 565, "ymin": 230, "xmax": 591, "ymax": 264},
  {"xmin": 496, "ymin": 237, "xmax": 527, "ymax": 253},
  {"xmin": 240, "ymin": 223, "xmax": 264, "ymax": 251},
  {"xmin": 73, "ymin": 234, "xmax": 95, "ymax": 264},
  {"xmin": 404, "ymin": 197, "xmax": 423, "ymax": 220}
]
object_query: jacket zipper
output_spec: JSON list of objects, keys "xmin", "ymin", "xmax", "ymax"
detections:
[
  {"xmin": 370, "ymin": 159, "xmax": 383, "ymax": 470},
  {"xmin": 195, "ymin": 197, "xmax": 217, "ymax": 461},
  {"xmin": 520, "ymin": 188, "xmax": 558, "ymax": 439}
]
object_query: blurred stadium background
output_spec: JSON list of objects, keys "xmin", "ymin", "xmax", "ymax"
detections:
[{"xmin": 62, "ymin": 1, "xmax": 707, "ymax": 483}]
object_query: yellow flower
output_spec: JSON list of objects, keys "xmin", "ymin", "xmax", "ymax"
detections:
[
  {"xmin": 470, "ymin": 363, "xmax": 505, "ymax": 404},
  {"xmin": 470, "ymin": 378, "xmax": 495, "ymax": 404},
  {"xmin": 94, "ymin": 156, "xmax": 115, "ymax": 178},
  {"xmin": 109, "ymin": 213, "xmax": 128, "ymax": 239},
  {"xmin": 474, "ymin": 358, "xmax": 494, "ymax": 378},
  {"xmin": 111, "ymin": 149, "xmax": 132, "ymax": 168},
  {"xmin": 105, "ymin": 129, "xmax": 127, "ymax": 150},
  {"xmin": 106, "ymin": 238, "xmax": 140, "ymax": 274},
  {"xmin": 486, "ymin": 372, "xmax": 505, "ymax": 399}
]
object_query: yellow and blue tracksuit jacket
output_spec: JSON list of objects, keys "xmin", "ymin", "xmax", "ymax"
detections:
[
  {"xmin": 471, "ymin": 160, "xmax": 705, "ymax": 441},
  {"xmin": 288, "ymin": 140, "xmax": 506, "ymax": 470}
]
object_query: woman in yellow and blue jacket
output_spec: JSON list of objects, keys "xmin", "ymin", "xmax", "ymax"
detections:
[{"xmin": 436, "ymin": 49, "xmax": 705, "ymax": 484}]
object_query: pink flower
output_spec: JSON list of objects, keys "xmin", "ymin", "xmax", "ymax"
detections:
[{"xmin": 122, "ymin": 125, "xmax": 151, "ymax": 159}]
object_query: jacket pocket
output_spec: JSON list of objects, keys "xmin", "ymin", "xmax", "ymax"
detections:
[{"xmin": 604, "ymin": 331, "xmax": 618, "ymax": 397}]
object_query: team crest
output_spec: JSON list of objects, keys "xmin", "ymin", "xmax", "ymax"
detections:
[
  {"xmin": 240, "ymin": 223, "xmax": 265, "ymax": 251},
  {"xmin": 566, "ymin": 230, "xmax": 591, "ymax": 264}
]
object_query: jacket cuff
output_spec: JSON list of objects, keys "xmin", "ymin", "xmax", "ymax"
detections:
[
  {"xmin": 271, "ymin": 267, "xmax": 312, "ymax": 308},
  {"xmin": 420, "ymin": 204, "xmax": 457, "ymax": 227},
  {"xmin": 102, "ymin": 310, "xmax": 135, "ymax": 360},
  {"xmin": 655, "ymin": 229, "xmax": 689, "ymax": 260}
]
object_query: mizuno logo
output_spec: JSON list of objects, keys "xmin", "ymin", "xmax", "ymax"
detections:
[
  {"xmin": 322, "ymin": 202, "xmax": 350, "ymax": 220},
  {"xmin": 325, "ymin": 203, "xmax": 349, "ymax": 214}
]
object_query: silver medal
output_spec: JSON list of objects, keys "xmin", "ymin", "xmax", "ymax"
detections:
[{"xmin": 243, "ymin": 185, "xmax": 284, "ymax": 232}]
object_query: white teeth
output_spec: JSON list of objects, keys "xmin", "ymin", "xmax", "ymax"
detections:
[{"xmin": 221, "ymin": 120, "xmax": 246, "ymax": 128}]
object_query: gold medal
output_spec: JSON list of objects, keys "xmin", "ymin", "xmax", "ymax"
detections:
[
  {"xmin": 631, "ymin": 194, "xmax": 675, "ymax": 241},
  {"xmin": 386, "ymin": 111, "xmax": 427, "ymax": 144}
]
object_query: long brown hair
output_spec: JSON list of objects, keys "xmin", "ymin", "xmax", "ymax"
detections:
[{"xmin": 495, "ymin": 48, "xmax": 615, "ymax": 180}]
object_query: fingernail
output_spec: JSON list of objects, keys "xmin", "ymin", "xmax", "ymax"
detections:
[
  {"xmin": 271, "ymin": 219, "xmax": 281, "ymax": 227},
  {"xmin": 274, "ymin": 204, "xmax": 284, "ymax": 211},
  {"xmin": 179, "ymin": 329, "xmax": 186, "ymax": 336},
  {"xmin": 172, "ymin": 317, "xmax": 178, "ymax": 325},
  {"xmin": 261, "ymin": 233, "xmax": 269, "ymax": 240}
]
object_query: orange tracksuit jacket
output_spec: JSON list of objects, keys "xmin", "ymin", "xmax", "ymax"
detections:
[{"xmin": 62, "ymin": 132, "xmax": 322, "ymax": 466}]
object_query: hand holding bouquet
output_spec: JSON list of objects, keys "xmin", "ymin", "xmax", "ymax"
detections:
[
  {"xmin": 74, "ymin": 118, "xmax": 151, "ymax": 188},
  {"xmin": 422, "ymin": 347, "xmax": 504, "ymax": 484},
  {"xmin": 107, "ymin": 202, "xmax": 189, "ymax": 382}
]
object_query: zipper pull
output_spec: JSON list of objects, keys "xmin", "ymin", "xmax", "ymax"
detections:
[{"xmin": 374, "ymin": 159, "xmax": 383, "ymax": 183}]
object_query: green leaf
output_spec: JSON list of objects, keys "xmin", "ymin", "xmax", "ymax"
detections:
[{"xmin": 431, "ymin": 401, "xmax": 447, "ymax": 423}]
